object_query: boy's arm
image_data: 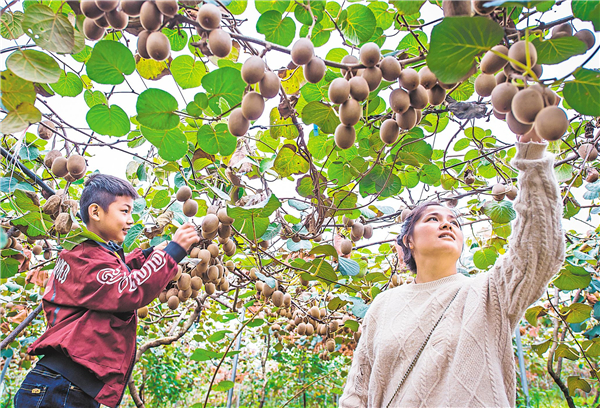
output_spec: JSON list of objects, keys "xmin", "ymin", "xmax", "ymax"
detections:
[{"xmin": 126, "ymin": 241, "xmax": 168, "ymax": 269}]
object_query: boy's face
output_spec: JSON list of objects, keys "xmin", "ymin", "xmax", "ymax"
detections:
[{"xmin": 92, "ymin": 196, "xmax": 134, "ymax": 243}]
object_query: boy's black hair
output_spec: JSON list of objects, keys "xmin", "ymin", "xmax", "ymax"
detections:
[{"xmin": 80, "ymin": 174, "xmax": 138, "ymax": 224}]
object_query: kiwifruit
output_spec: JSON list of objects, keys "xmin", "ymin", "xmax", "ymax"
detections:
[
  {"xmin": 343, "ymin": 215, "xmax": 354, "ymax": 227},
  {"xmin": 208, "ymin": 243, "xmax": 220, "ymax": 258},
  {"xmin": 120, "ymin": 0, "xmax": 143, "ymax": 16},
  {"xmin": 217, "ymin": 225, "xmax": 231, "ymax": 240},
  {"xmin": 283, "ymin": 293, "xmax": 292, "ymax": 307},
  {"xmin": 427, "ymin": 84, "xmax": 446, "ymax": 106},
  {"xmin": 241, "ymin": 92, "xmax": 265, "ymax": 121},
  {"xmin": 297, "ymin": 322, "xmax": 306, "ymax": 335},
  {"xmin": 94, "ymin": 14, "xmax": 110, "ymax": 28},
  {"xmin": 351, "ymin": 222, "xmax": 364, "ymax": 239},
  {"xmin": 81, "ymin": 0, "xmax": 104, "ymax": 19},
  {"xmin": 340, "ymin": 239, "xmax": 352, "ymax": 255},
  {"xmin": 182, "ymin": 199, "xmax": 198, "ymax": 217},
  {"xmin": 339, "ymin": 98, "xmax": 361, "ymax": 126},
  {"xmin": 43, "ymin": 250, "xmax": 52, "ymax": 260},
  {"xmin": 304, "ymin": 57, "xmax": 326, "ymax": 84},
  {"xmin": 228, "ymin": 108, "xmax": 250, "ymax": 136},
  {"xmin": 380, "ymin": 119, "xmax": 399, "ymax": 145},
  {"xmin": 196, "ymin": 249, "xmax": 210, "ymax": 264},
  {"xmin": 54, "ymin": 212, "xmax": 72, "ymax": 234},
  {"xmin": 202, "ymin": 214, "xmax": 219, "ymax": 234},
  {"xmin": 575, "ymin": 29, "xmax": 595, "ymax": 50},
  {"xmin": 205, "ymin": 282, "xmax": 216, "ymax": 295},
  {"xmin": 326, "ymin": 338, "xmax": 335, "ymax": 352},
  {"xmin": 409, "ymin": 85, "xmax": 429, "ymax": 110},
  {"xmin": 399, "ymin": 68, "xmax": 419, "ymax": 91},
  {"xmin": 359, "ymin": 42, "xmax": 380, "ymax": 67},
  {"xmin": 340, "ymin": 55, "xmax": 359, "ymax": 77},
  {"xmin": 166, "ymin": 288, "xmax": 179, "ymax": 298},
  {"xmin": 137, "ymin": 30, "xmax": 151, "ymax": 59},
  {"xmin": 106, "ymin": 9, "xmax": 128, "ymax": 29},
  {"xmin": 508, "ymin": 41, "xmax": 537, "ymax": 71},
  {"xmin": 217, "ymin": 208, "xmax": 233, "ymax": 225},
  {"xmin": 156, "ymin": 0, "xmax": 179, "ymax": 17},
  {"xmin": 380, "ymin": 56, "xmax": 401, "ymax": 81},
  {"xmin": 197, "ymin": 3, "xmax": 221, "ymax": 30},
  {"xmin": 190, "ymin": 247, "xmax": 200, "ymax": 258},
  {"xmin": 586, "ymin": 168, "xmax": 599, "ymax": 183},
  {"xmin": 42, "ymin": 195, "xmax": 61, "ymax": 216},
  {"xmin": 334, "ymin": 124, "xmax": 356, "ymax": 150},
  {"xmin": 146, "ymin": 31, "xmax": 170, "ymax": 61},
  {"xmin": 491, "ymin": 82, "xmax": 518, "ymax": 113},
  {"xmin": 64, "ymin": 173, "xmax": 77, "ymax": 183},
  {"xmin": 167, "ymin": 295, "xmax": 179, "ymax": 310},
  {"xmin": 83, "ymin": 17, "xmax": 105, "ymax": 40},
  {"xmin": 208, "ymin": 29, "xmax": 231, "ymax": 58},
  {"xmin": 31, "ymin": 244, "xmax": 43, "ymax": 255},
  {"xmin": 137, "ymin": 306, "xmax": 149, "ymax": 318},
  {"xmin": 272, "ymin": 290, "xmax": 284, "ymax": 307},
  {"xmin": 178, "ymin": 273, "xmax": 192, "ymax": 291},
  {"xmin": 95, "ymin": 0, "xmax": 118, "ymax": 12},
  {"xmin": 263, "ymin": 282, "xmax": 276, "ymax": 297},
  {"xmin": 176, "ymin": 186, "xmax": 192, "ymax": 202},
  {"xmin": 511, "ymin": 88, "xmax": 544, "ymax": 124},
  {"xmin": 38, "ymin": 120, "xmax": 55, "ymax": 140},
  {"xmin": 219, "ymin": 279, "xmax": 229, "ymax": 292},
  {"xmin": 531, "ymin": 64, "xmax": 543, "ymax": 79},
  {"xmin": 465, "ymin": 171, "xmax": 475, "ymax": 184},
  {"xmin": 491, "ymin": 183, "xmax": 506, "ymax": 201},
  {"xmin": 442, "ymin": 0, "xmax": 472, "ymax": 17},
  {"xmin": 480, "ymin": 45, "xmax": 508, "ymax": 74},
  {"xmin": 66, "ymin": 154, "xmax": 86, "ymax": 175},
  {"xmin": 225, "ymin": 260, "xmax": 234, "ymax": 271},
  {"xmin": 140, "ymin": 1, "xmax": 162, "ymax": 31},
  {"xmin": 495, "ymin": 71, "xmax": 508, "ymax": 85},
  {"xmin": 534, "ymin": 106, "xmax": 568, "ymax": 141},
  {"xmin": 259, "ymin": 71, "xmax": 280, "ymax": 99},
  {"xmin": 190, "ymin": 276, "xmax": 202, "ymax": 291},
  {"xmin": 506, "ymin": 111, "xmax": 533, "ymax": 135},
  {"xmin": 472, "ymin": 74, "xmax": 495, "ymax": 98},
  {"xmin": 291, "ymin": 38, "xmax": 314, "ymax": 66},
  {"xmin": 389, "ymin": 88, "xmax": 410, "ymax": 114},
  {"xmin": 551, "ymin": 23, "xmax": 572, "ymax": 39},
  {"xmin": 207, "ymin": 265, "xmax": 219, "ymax": 281},
  {"xmin": 473, "ymin": 0, "xmax": 496, "ymax": 15},
  {"xmin": 308, "ymin": 305, "xmax": 319, "ymax": 319},
  {"xmin": 241, "ymin": 56, "xmax": 265, "ymax": 84},
  {"xmin": 396, "ymin": 107, "xmax": 417, "ymax": 130},
  {"xmin": 362, "ymin": 67, "xmax": 382, "ymax": 92},
  {"xmin": 328, "ymin": 78, "xmax": 350, "ymax": 104},
  {"xmin": 578, "ymin": 143, "xmax": 598, "ymax": 162},
  {"xmin": 418, "ymin": 67, "xmax": 437, "ymax": 90},
  {"xmin": 51, "ymin": 157, "xmax": 69, "ymax": 178},
  {"xmin": 505, "ymin": 185, "xmax": 518, "ymax": 201},
  {"xmin": 439, "ymin": 81, "xmax": 457, "ymax": 90},
  {"xmin": 493, "ymin": 109, "xmax": 506, "ymax": 120}
]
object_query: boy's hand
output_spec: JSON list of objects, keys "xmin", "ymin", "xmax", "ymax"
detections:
[
  {"xmin": 173, "ymin": 223, "xmax": 200, "ymax": 252},
  {"xmin": 154, "ymin": 241, "xmax": 168, "ymax": 251}
]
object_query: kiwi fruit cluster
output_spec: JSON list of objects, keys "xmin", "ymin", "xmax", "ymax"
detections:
[
  {"xmin": 337, "ymin": 216, "xmax": 374, "ymax": 256},
  {"xmin": 175, "ymin": 185, "xmax": 198, "ymax": 218},
  {"xmin": 82, "ymin": 0, "xmax": 134, "ymax": 41},
  {"xmin": 41, "ymin": 190, "xmax": 79, "ymax": 235},
  {"xmin": 290, "ymin": 38, "xmax": 326, "ymax": 85},
  {"xmin": 45, "ymin": 151, "xmax": 87, "ymax": 182},
  {"xmin": 388, "ymin": 274, "xmax": 405, "ymax": 288},
  {"xmin": 157, "ymin": 264, "xmax": 201, "ymax": 310},
  {"xmin": 490, "ymin": 183, "xmax": 518, "ymax": 201},
  {"xmin": 551, "ymin": 23, "xmax": 595, "ymax": 50},
  {"xmin": 442, "ymin": 1, "xmax": 499, "ymax": 17}
]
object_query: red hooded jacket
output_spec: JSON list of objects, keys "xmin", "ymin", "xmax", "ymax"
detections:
[{"xmin": 28, "ymin": 240, "xmax": 185, "ymax": 407}]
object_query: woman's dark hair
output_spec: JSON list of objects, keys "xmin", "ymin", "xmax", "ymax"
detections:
[
  {"xmin": 396, "ymin": 202, "xmax": 460, "ymax": 273},
  {"xmin": 79, "ymin": 174, "xmax": 138, "ymax": 224}
]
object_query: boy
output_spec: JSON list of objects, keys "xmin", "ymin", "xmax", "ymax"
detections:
[{"xmin": 14, "ymin": 174, "xmax": 199, "ymax": 408}]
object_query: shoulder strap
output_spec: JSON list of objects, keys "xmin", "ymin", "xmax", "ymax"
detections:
[{"xmin": 386, "ymin": 287, "xmax": 461, "ymax": 408}]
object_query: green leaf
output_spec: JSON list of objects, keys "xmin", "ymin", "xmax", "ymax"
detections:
[
  {"xmin": 232, "ymin": 216, "xmax": 270, "ymax": 241},
  {"xmin": 197, "ymin": 123, "xmax": 237, "ymax": 156},
  {"xmin": 419, "ymin": 163, "xmax": 441, "ymax": 185},
  {"xmin": 6, "ymin": 49, "xmax": 60, "ymax": 83},
  {"xmin": 338, "ymin": 257, "xmax": 360, "ymax": 276},
  {"xmin": 328, "ymin": 160, "xmax": 353, "ymax": 186},
  {"xmin": 572, "ymin": 0, "xmax": 600, "ymax": 31},
  {"xmin": 396, "ymin": 30, "xmax": 428, "ymax": 56},
  {"xmin": 1, "ymin": 11, "xmax": 24, "ymax": 39},
  {"xmin": 339, "ymin": 4, "xmax": 376, "ymax": 45},
  {"xmin": 301, "ymin": 101, "xmax": 340, "ymax": 134},
  {"xmin": 427, "ymin": 17, "xmax": 504, "ymax": 83},
  {"xmin": 563, "ymin": 68, "xmax": 600, "ymax": 117},
  {"xmin": 0, "ymin": 177, "xmax": 35, "ymax": 193},
  {"xmin": 269, "ymin": 107, "xmax": 298, "ymax": 140},
  {"xmin": 554, "ymin": 344, "xmax": 579, "ymax": 360},
  {"xmin": 83, "ymin": 90, "xmax": 107, "ymax": 108},
  {"xmin": 141, "ymin": 126, "xmax": 188, "ymax": 161},
  {"xmin": 311, "ymin": 258, "xmax": 338, "ymax": 283},
  {"xmin": 256, "ymin": 0, "xmax": 290, "ymax": 14},
  {"xmin": 399, "ymin": 138, "xmax": 432, "ymax": 164},
  {"xmin": 310, "ymin": 244, "xmax": 339, "ymax": 260},
  {"xmin": 525, "ymin": 305, "xmax": 546, "ymax": 326},
  {"xmin": 483, "ymin": 200, "xmax": 516, "ymax": 224},
  {"xmin": 256, "ymin": 10, "xmax": 296, "ymax": 47},
  {"xmin": 0, "ymin": 102, "xmax": 41, "ymax": 134},
  {"xmin": 190, "ymin": 348, "xmax": 222, "ymax": 361},
  {"xmin": 49, "ymin": 71, "xmax": 83, "ymax": 97},
  {"xmin": 86, "ymin": 41, "xmax": 135, "ymax": 85},
  {"xmin": 201, "ymin": 67, "xmax": 245, "ymax": 115},
  {"xmin": 123, "ymin": 224, "xmax": 143, "ymax": 251},
  {"xmin": 273, "ymin": 145, "xmax": 309, "ymax": 177},
  {"xmin": 170, "ymin": 55, "xmax": 206, "ymax": 89},
  {"xmin": 0, "ymin": 257, "xmax": 20, "ymax": 279},
  {"xmin": 213, "ymin": 380, "xmax": 235, "ymax": 392},
  {"xmin": 163, "ymin": 27, "xmax": 188, "ymax": 52},
  {"xmin": 136, "ymin": 88, "xmax": 179, "ymax": 130},
  {"xmin": 151, "ymin": 190, "xmax": 171, "ymax": 209},
  {"xmin": 10, "ymin": 211, "xmax": 53, "ymax": 240},
  {"xmin": 0, "ymin": 70, "xmax": 35, "ymax": 111},
  {"xmin": 22, "ymin": 4, "xmax": 74, "ymax": 53},
  {"xmin": 228, "ymin": 194, "xmax": 281, "ymax": 220},
  {"xmin": 563, "ymin": 303, "xmax": 592, "ymax": 324},
  {"xmin": 552, "ymin": 266, "xmax": 591, "ymax": 291},
  {"xmin": 136, "ymin": 57, "xmax": 169, "ymax": 80},
  {"xmin": 390, "ymin": 1, "xmax": 425, "ymax": 15},
  {"xmin": 86, "ymin": 104, "xmax": 130, "ymax": 137},
  {"xmin": 531, "ymin": 36, "xmax": 588, "ymax": 65},
  {"xmin": 567, "ymin": 376, "xmax": 592, "ymax": 396},
  {"xmin": 473, "ymin": 248, "xmax": 498, "ymax": 269},
  {"xmin": 369, "ymin": 1, "xmax": 394, "ymax": 30}
]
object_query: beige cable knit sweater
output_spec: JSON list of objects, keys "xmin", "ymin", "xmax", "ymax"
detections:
[{"xmin": 339, "ymin": 142, "xmax": 565, "ymax": 408}]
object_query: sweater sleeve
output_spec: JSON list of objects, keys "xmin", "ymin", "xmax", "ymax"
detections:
[{"xmin": 488, "ymin": 141, "xmax": 565, "ymax": 330}]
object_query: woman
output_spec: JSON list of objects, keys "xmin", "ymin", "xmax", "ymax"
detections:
[{"xmin": 339, "ymin": 135, "xmax": 565, "ymax": 407}]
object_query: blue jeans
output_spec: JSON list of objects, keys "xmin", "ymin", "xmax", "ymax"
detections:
[{"xmin": 14, "ymin": 364, "xmax": 100, "ymax": 408}]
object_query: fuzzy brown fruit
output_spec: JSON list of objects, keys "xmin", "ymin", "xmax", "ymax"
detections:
[
  {"xmin": 396, "ymin": 107, "xmax": 417, "ymax": 130},
  {"xmin": 81, "ymin": 0, "xmax": 104, "ymax": 19},
  {"xmin": 480, "ymin": 45, "xmax": 509, "ymax": 74},
  {"xmin": 363, "ymin": 224, "xmax": 373, "ymax": 239},
  {"xmin": 202, "ymin": 214, "xmax": 219, "ymax": 234},
  {"xmin": 380, "ymin": 56, "xmax": 401, "ymax": 81},
  {"xmin": 362, "ymin": 67, "xmax": 382, "ymax": 92},
  {"xmin": 380, "ymin": 119, "xmax": 399, "ymax": 145},
  {"xmin": 399, "ymin": 68, "xmax": 419, "ymax": 91},
  {"xmin": 94, "ymin": 14, "xmax": 110, "ymax": 28},
  {"xmin": 156, "ymin": 0, "xmax": 179, "ymax": 17},
  {"xmin": 146, "ymin": 32, "xmax": 170, "ymax": 61},
  {"xmin": 506, "ymin": 111, "xmax": 533, "ymax": 135},
  {"xmin": 140, "ymin": 1, "xmax": 162, "ymax": 31},
  {"xmin": 340, "ymin": 55, "xmax": 359, "ymax": 77},
  {"xmin": 167, "ymin": 296, "xmax": 179, "ymax": 310},
  {"xmin": 272, "ymin": 290, "xmax": 284, "ymax": 307},
  {"xmin": 586, "ymin": 168, "xmax": 599, "ymax": 183},
  {"xmin": 505, "ymin": 185, "xmax": 518, "ymax": 201},
  {"xmin": 575, "ymin": 29, "xmax": 595, "ymax": 50},
  {"xmin": 291, "ymin": 38, "xmax": 314, "ymax": 66},
  {"xmin": 176, "ymin": 186, "xmax": 192, "ymax": 202},
  {"xmin": 351, "ymin": 222, "xmax": 364, "ymax": 239},
  {"xmin": 120, "ymin": 0, "xmax": 143, "ymax": 16},
  {"xmin": 137, "ymin": 306, "xmax": 149, "ymax": 319},
  {"xmin": 359, "ymin": 42, "xmax": 380, "ymax": 67},
  {"xmin": 32, "ymin": 245, "xmax": 43, "ymax": 255},
  {"xmin": 339, "ymin": 98, "xmax": 361, "ymax": 126},
  {"xmin": 474, "ymin": 74, "xmax": 496, "ymax": 97},
  {"xmin": 442, "ymin": 0, "xmax": 472, "ymax": 16},
  {"xmin": 409, "ymin": 85, "xmax": 429, "ymax": 110},
  {"xmin": 106, "ymin": 9, "xmax": 128, "ymax": 29},
  {"xmin": 511, "ymin": 88, "xmax": 544, "ymax": 125},
  {"xmin": 208, "ymin": 29, "xmax": 231, "ymax": 58},
  {"xmin": 83, "ymin": 17, "xmax": 105, "ymax": 41},
  {"xmin": 343, "ymin": 215, "xmax": 354, "ymax": 227},
  {"xmin": 182, "ymin": 199, "xmax": 198, "ymax": 217},
  {"xmin": 534, "ymin": 106, "xmax": 568, "ymax": 141},
  {"xmin": 428, "ymin": 84, "xmax": 446, "ymax": 106},
  {"xmin": 578, "ymin": 144, "xmax": 598, "ymax": 162},
  {"xmin": 334, "ymin": 125, "xmax": 356, "ymax": 150},
  {"xmin": 178, "ymin": 273, "xmax": 192, "ymax": 291},
  {"xmin": 217, "ymin": 208, "xmax": 233, "ymax": 225},
  {"xmin": 66, "ymin": 155, "xmax": 86, "ymax": 176},
  {"xmin": 491, "ymin": 82, "xmax": 518, "ymax": 113},
  {"xmin": 348, "ymin": 76, "xmax": 369, "ymax": 101},
  {"xmin": 95, "ymin": 0, "xmax": 118, "ymax": 12},
  {"xmin": 241, "ymin": 92, "xmax": 265, "ymax": 121},
  {"xmin": 389, "ymin": 88, "xmax": 410, "ymax": 114},
  {"xmin": 51, "ymin": 157, "xmax": 69, "ymax": 178},
  {"xmin": 228, "ymin": 108, "xmax": 249, "ymax": 137},
  {"xmin": 197, "ymin": 3, "xmax": 221, "ymax": 30},
  {"xmin": 241, "ymin": 56, "xmax": 265, "ymax": 84},
  {"xmin": 259, "ymin": 71, "xmax": 280, "ymax": 99},
  {"xmin": 137, "ymin": 30, "xmax": 151, "ymax": 59},
  {"xmin": 508, "ymin": 41, "xmax": 537, "ymax": 71},
  {"xmin": 418, "ymin": 67, "xmax": 437, "ymax": 90},
  {"xmin": 304, "ymin": 57, "xmax": 326, "ymax": 84},
  {"xmin": 54, "ymin": 212, "xmax": 73, "ymax": 234},
  {"xmin": 328, "ymin": 78, "xmax": 350, "ymax": 104},
  {"xmin": 491, "ymin": 183, "xmax": 506, "ymax": 201},
  {"xmin": 551, "ymin": 23, "xmax": 572, "ymax": 38},
  {"xmin": 38, "ymin": 120, "xmax": 55, "ymax": 140},
  {"xmin": 473, "ymin": 0, "xmax": 496, "ymax": 14},
  {"xmin": 340, "ymin": 239, "xmax": 352, "ymax": 255}
]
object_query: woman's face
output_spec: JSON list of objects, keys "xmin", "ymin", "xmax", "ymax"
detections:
[{"xmin": 407, "ymin": 205, "xmax": 464, "ymax": 261}]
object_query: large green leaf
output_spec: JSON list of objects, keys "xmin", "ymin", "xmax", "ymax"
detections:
[
  {"xmin": 338, "ymin": 257, "xmax": 360, "ymax": 276},
  {"xmin": 301, "ymin": 101, "xmax": 340, "ymax": 134},
  {"xmin": 473, "ymin": 248, "xmax": 498, "ymax": 269},
  {"xmin": 6, "ymin": 50, "xmax": 60, "ymax": 83},
  {"xmin": 201, "ymin": 67, "xmax": 246, "ymax": 115},
  {"xmin": 552, "ymin": 265, "xmax": 591, "ymax": 290},
  {"xmin": 269, "ymin": 108, "xmax": 298, "ymax": 140},
  {"xmin": 256, "ymin": 10, "xmax": 296, "ymax": 47},
  {"xmin": 83, "ymin": 90, "xmax": 107, "ymax": 108},
  {"xmin": 572, "ymin": 0, "xmax": 600, "ymax": 31},
  {"xmin": 49, "ymin": 71, "xmax": 83, "ymax": 97},
  {"xmin": 419, "ymin": 163, "xmax": 441, "ymax": 185},
  {"xmin": 427, "ymin": 17, "xmax": 504, "ymax": 83},
  {"xmin": 339, "ymin": 4, "xmax": 376, "ymax": 45},
  {"xmin": 228, "ymin": 194, "xmax": 281, "ymax": 220},
  {"xmin": 170, "ymin": 55, "xmax": 206, "ymax": 89},
  {"xmin": 86, "ymin": 104, "xmax": 130, "ymax": 137},
  {"xmin": 0, "ymin": 70, "xmax": 35, "ymax": 111},
  {"xmin": 531, "ymin": 37, "xmax": 588, "ymax": 65},
  {"xmin": 163, "ymin": 27, "xmax": 188, "ymax": 52},
  {"xmin": 563, "ymin": 68, "xmax": 600, "ymax": 117},
  {"xmin": 141, "ymin": 126, "xmax": 188, "ymax": 161},
  {"xmin": 1, "ymin": 11, "xmax": 24, "ymax": 39},
  {"xmin": 232, "ymin": 216, "xmax": 270, "ymax": 241},
  {"xmin": 197, "ymin": 123, "xmax": 237, "ymax": 156},
  {"xmin": 563, "ymin": 303, "xmax": 592, "ymax": 324},
  {"xmin": 328, "ymin": 160, "xmax": 353, "ymax": 186},
  {"xmin": 86, "ymin": 41, "xmax": 135, "ymax": 85},
  {"xmin": 10, "ymin": 211, "xmax": 53, "ymax": 240},
  {"xmin": 255, "ymin": 0, "xmax": 290, "ymax": 14},
  {"xmin": 396, "ymin": 30, "xmax": 429, "ymax": 56},
  {"xmin": 0, "ymin": 102, "xmax": 41, "ymax": 134},
  {"xmin": 567, "ymin": 376, "xmax": 592, "ymax": 396},
  {"xmin": 483, "ymin": 200, "xmax": 516, "ymax": 224},
  {"xmin": 273, "ymin": 145, "xmax": 309, "ymax": 177},
  {"xmin": 22, "ymin": 4, "xmax": 74, "ymax": 53},
  {"xmin": 390, "ymin": 1, "xmax": 425, "ymax": 15},
  {"xmin": 136, "ymin": 88, "xmax": 180, "ymax": 130}
]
